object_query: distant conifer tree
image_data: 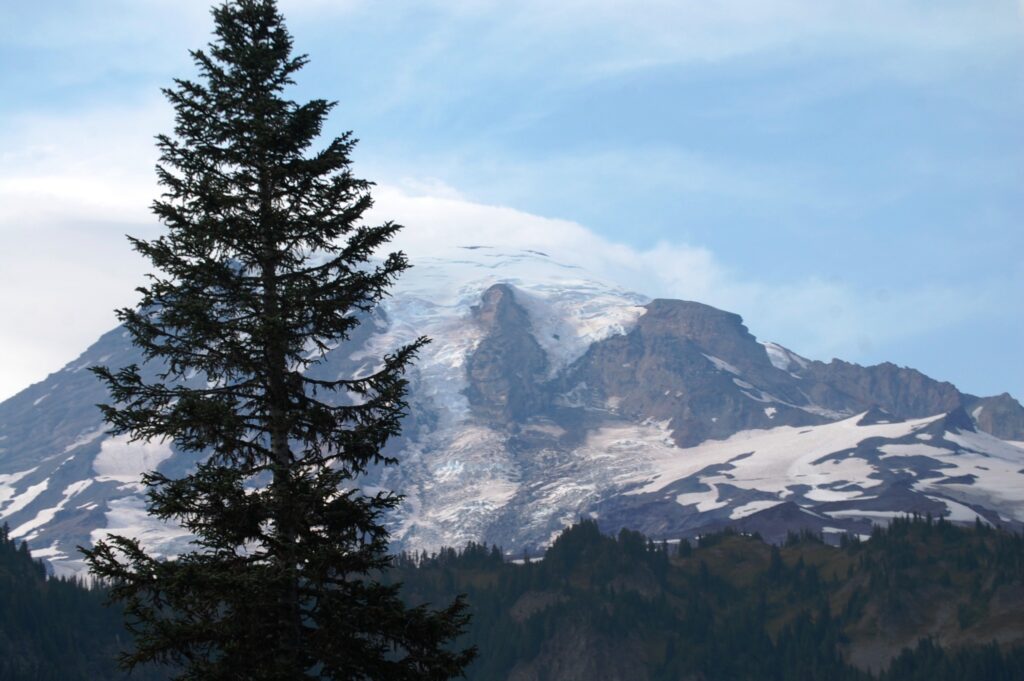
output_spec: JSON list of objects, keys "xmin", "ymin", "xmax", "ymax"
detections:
[{"xmin": 82, "ymin": 1, "xmax": 473, "ymax": 678}]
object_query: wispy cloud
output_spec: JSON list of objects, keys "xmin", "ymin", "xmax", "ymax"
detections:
[
  {"xmin": 0, "ymin": 98, "xmax": 174, "ymax": 227},
  {"xmin": 0, "ymin": 98, "xmax": 1001, "ymax": 401},
  {"xmin": 376, "ymin": 185, "xmax": 1006, "ymax": 363},
  {"xmin": 1, "ymin": 2, "xmax": 1020, "ymax": 402},
  {"xmin": 316, "ymin": 0, "xmax": 1024, "ymax": 89},
  {"xmin": 0, "ymin": 102, "xmax": 168, "ymax": 398}
]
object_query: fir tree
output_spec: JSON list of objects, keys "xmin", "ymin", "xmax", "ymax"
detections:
[{"xmin": 81, "ymin": 1, "xmax": 473, "ymax": 678}]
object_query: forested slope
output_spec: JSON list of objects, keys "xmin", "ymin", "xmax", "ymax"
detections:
[
  {"xmin": 4, "ymin": 517, "xmax": 1024, "ymax": 680},
  {"xmin": 0, "ymin": 526, "xmax": 163, "ymax": 681},
  {"xmin": 393, "ymin": 517, "xmax": 1024, "ymax": 680}
]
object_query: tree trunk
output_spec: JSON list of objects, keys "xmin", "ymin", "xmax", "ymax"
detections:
[{"xmin": 260, "ymin": 173, "xmax": 303, "ymax": 673}]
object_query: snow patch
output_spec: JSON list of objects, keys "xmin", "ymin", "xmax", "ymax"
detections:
[
  {"xmin": 910, "ymin": 429, "xmax": 1024, "ymax": 520},
  {"xmin": 30, "ymin": 540, "xmax": 68, "ymax": 562},
  {"xmin": 93, "ymin": 434, "xmax": 175, "ymax": 484},
  {"xmin": 879, "ymin": 443, "xmax": 955, "ymax": 459},
  {"xmin": 390, "ymin": 423, "xmax": 520, "ymax": 553},
  {"xmin": 10, "ymin": 480, "xmax": 93, "ymax": 538},
  {"xmin": 675, "ymin": 486, "xmax": 727, "ymax": 512},
  {"xmin": 0, "ymin": 479, "xmax": 49, "ymax": 518},
  {"xmin": 63, "ymin": 427, "xmax": 105, "ymax": 453},
  {"xmin": 514, "ymin": 285, "xmax": 646, "ymax": 378},
  {"xmin": 804, "ymin": 488, "xmax": 868, "ymax": 502},
  {"xmin": 925, "ymin": 495, "xmax": 991, "ymax": 525},
  {"xmin": 627, "ymin": 412, "xmax": 936, "ymax": 498},
  {"xmin": 0, "ymin": 468, "xmax": 37, "ymax": 507},
  {"xmin": 90, "ymin": 496, "xmax": 192, "ymax": 560},
  {"xmin": 730, "ymin": 499, "xmax": 784, "ymax": 519},
  {"xmin": 796, "ymin": 400, "xmax": 853, "ymax": 420},
  {"xmin": 828, "ymin": 509, "xmax": 905, "ymax": 520},
  {"xmin": 762, "ymin": 341, "xmax": 808, "ymax": 372},
  {"xmin": 702, "ymin": 354, "xmax": 741, "ymax": 375}
]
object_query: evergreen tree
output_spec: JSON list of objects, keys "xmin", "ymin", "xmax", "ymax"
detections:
[{"xmin": 81, "ymin": 1, "xmax": 473, "ymax": 678}]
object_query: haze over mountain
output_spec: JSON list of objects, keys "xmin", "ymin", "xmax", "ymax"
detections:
[
  {"xmin": 1, "ymin": 247, "xmax": 1022, "ymax": 575},
  {"xmin": 4, "ymin": 2, "xmax": 1023, "ymax": 407}
]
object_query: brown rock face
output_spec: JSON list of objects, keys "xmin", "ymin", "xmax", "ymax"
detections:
[
  {"xmin": 465, "ymin": 284, "xmax": 549, "ymax": 423},
  {"xmin": 798, "ymin": 360, "xmax": 964, "ymax": 419},
  {"xmin": 459, "ymin": 286, "xmax": 1024, "ymax": 445},
  {"xmin": 639, "ymin": 300, "xmax": 765, "ymax": 374},
  {"xmin": 549, "ymin": 298, "xmax": 1024, "ymax": 444},
  {"xmin": 556, "ymin": 299, "xmax": 823, "ymax": 447},
  {"xmin": 970, "ymin": 393, "xmax": 1024, "ymax": 440}
]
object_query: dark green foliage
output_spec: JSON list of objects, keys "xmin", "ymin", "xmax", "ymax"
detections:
[
  {"xmin": 389, "ymin": 518, "xmax": 1024, "ymax": 681},
  {"xmin": 80, "ymin": 1, "xmax": 472, "ymax": 678},
  {"xmin": 393, "ymin": 523, "xmax": 861, "ymax": 680},
  {"xmin": 879, "ymin": 638, "xmax": 1024, "ymax": 681},
  {"xmin": 0, "ymin": 527, "xmax": 163, "ymax": 681},
  {"xmin": 11, "ymin": 518, "xmax": 1024, "ymax": 679}
]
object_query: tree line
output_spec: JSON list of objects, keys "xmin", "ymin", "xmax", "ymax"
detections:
[{"xmin": 5, "ymin": 517, "xmax": 1023, "ymax": 679}]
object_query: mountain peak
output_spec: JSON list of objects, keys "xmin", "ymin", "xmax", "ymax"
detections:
[
  {"xmin": 940, "ymin": 406, "xmax": 977, "ymax": 433},
  {"xmin": 2, "ymin": 253, "xmax": 1024, "ymax": 575},
  {"xmin": 641, "ymin": 299, "xmax": 750, "ymax": 341},
  {"xmin": 856, "ymin": 407, "xmax": 903, "ymax": 426}
]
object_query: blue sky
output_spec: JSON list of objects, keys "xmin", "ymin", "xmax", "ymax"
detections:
[{"xmin": 1, "ymin": 0, "xmax": 1022, "ymax": 402}]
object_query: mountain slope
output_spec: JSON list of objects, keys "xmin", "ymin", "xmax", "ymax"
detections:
[
  {"xmin": 1, "ymin": 247, "xmax": 1022, "ymax": 574},
  {"xmin": 392, "ymin": 518, "xmax": 1024, "ymax": 680},
  {"xmin": 0, "ymin": 526, "xmax": 165, "ymax": 681}
]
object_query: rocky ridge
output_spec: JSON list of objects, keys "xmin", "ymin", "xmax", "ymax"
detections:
[{"xmin": 1, "ymin": 247, "xmax": 1022, "ymax": 574}]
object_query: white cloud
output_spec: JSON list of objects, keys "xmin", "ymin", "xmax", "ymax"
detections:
[
  {"xmin": 0, "ymin": 100, "xmax": 169, "ymax": 226},
  {"xmin": 0, "ymin": 95, "xmax": 1007, "ymax": 401},
  {"xmin": 374, "ymin": 186, "xmax": 997, "ymax": 363},
  {"xmin": 347, "ymin": 0, "xmax": 1023, "ymax": 86},
  {"xmin": 0, "ymin": 104, "xmax": 167, "ymax": 399},
  {"xmin": 9, "ymin": 1, "xmax": 1018, "ymax": 103}
]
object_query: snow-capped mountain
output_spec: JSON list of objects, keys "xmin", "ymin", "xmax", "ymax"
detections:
[{"xmin": 2, "ymin": 247, "xmax": 1023, "ymax": 575}]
